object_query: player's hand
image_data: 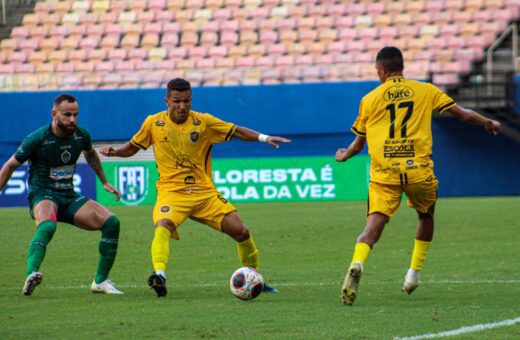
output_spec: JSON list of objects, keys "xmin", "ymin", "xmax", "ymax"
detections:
[
  {"xmin": 485, "ymin": 119, "xmax": 501, "ymax": 135},
  {"xmin": 103, "ymin": 182, "xmax": 121, "ymax": 201},
  {"xmin": 266, "ymin": 136, "xmax": 291, "ymax": 149},
  {"xmin": 99, "ymin": 146, "xmax": 115, "ymax": 156},
  {"xmin": 336, "ymin": 148, "xmax": 348, "ymax": 162}
]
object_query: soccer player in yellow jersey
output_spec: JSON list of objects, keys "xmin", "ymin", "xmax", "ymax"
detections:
[
  {"xmin": 335, "ymin": 47, "xmax": 501, "ymax": 305},
  {"xmin": 100, "ymin": 78, "xmax": 290, "ymax": 297}
]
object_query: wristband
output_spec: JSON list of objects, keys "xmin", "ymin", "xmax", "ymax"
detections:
[{"xmin": 258, "ymin": 134, "xmax": 269, "ymax": 142}]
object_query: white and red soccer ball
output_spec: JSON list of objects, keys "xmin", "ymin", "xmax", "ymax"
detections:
[{"xmin": 229, "ymin": 267, "xmax": 264, "ymax": 300}]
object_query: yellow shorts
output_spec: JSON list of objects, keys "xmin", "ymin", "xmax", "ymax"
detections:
[
  {"xmin": 368, "ymin": 176, "xmax": 439, "ymax": 218},
  {"xmin": 153, "ymin": 189, "xmax": 236, "ymax": 233}
]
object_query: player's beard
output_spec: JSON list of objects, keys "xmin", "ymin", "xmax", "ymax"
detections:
[{"xmin": 56, "ymin": 119, "xmax": 76, "ymax": 136}]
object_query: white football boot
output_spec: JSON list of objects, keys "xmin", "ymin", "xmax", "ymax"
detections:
[
  {"xmin": 341, "ymin": 261, "xmax": 363, "ymax": 305},
  {"xmin": 402, "ymin": 269, "xmax": 420, "ymax": 295},
  {"xmin": 23, "ymin": 272, "xmax": 43, "ymax": 296},
  {"xmin": 91, "ymin": 279, "xmax": 124, "ymax": 294}
]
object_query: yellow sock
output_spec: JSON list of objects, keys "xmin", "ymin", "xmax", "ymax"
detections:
[
  {"xmin": 351, "ymin": 242, "xmax": 371, "ymax": 265},
  {"xmin": 410, "ymin": 239, "xmax": 432, "ymax": 271},
  {"xmin": 237, "ymin": 235, "xmax": 259, "ymax": 269},
  {"xmin": 151, "ymin": 226, "xmax": 171, "ymax": 272}
]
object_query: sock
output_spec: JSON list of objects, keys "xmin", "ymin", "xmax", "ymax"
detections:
[
  {"xmin": 151, "ymin": 226, "xmax": 171, "ymax": 273},
  {"xmin": 237, "ymin": 235, "xmax": 259, "ymax": 269},
  {"xmin": 410, "ymin": 239, "xmax": 432, "ymax": 271},
  {"xmin": 26, "ymin": 220, "xmax": 57, "ymax": 277},
  {"xmin": 351, "ymin": 242, "xmax": 371, "ymax": 265},
  {"xmin": 95, "ymin": 215, "xmax": 120, "ymax": 284}
]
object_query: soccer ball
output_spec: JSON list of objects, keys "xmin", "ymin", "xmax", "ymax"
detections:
[{"xmin": 229, "ymin": 267, "xmax": 264, "ymax": 300}]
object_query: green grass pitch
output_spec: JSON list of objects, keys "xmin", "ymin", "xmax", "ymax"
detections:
[{"xmin": 1, "ymin": 197, "xmax": 519, "ymax": 338}]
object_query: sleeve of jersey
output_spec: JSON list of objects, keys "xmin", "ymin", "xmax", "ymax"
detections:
[
  {"xmin": 131, "ymin": 117, "xmax": 152, "ymax": 150},
  {"xmin": 205, "ymin": 114, "xmax": 236, "ymax": 143},
  {"xmin": 14, "ymin": 132, "xmax": 40, "ymax": 164},
  {"xmin": 432, "ymin": 84, "xmax": 456, "ymax": 114},
  {"xmin": 351, "ymin": 99, "xmax": 367, "ymax": 137}
]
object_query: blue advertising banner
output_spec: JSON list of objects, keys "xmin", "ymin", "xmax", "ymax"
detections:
[{"xmin": 0, "ymin": 164, "xmax": 96, "ymax": 207}]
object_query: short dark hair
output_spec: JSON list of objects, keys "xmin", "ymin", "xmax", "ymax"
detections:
[
  {"xmin": 376, "ymin": 46, "xmax": 404, "ymax": 72},
  {"xmin": 167, "ymin": 78, "xmax": 191, "ymax": 95},
  {"xmin": 54, "ymin": 94, "xmax": 76, "ymax": 106}
]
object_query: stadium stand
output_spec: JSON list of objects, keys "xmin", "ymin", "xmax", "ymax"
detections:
[{"xmin": 0, "ymin": 0, "xmax": 518, "ymax": 90}]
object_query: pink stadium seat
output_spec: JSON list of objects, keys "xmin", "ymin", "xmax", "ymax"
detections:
[
  {"xmin": 213, "ymin": 8, "xmax": 232, "ymax": 22},
  {"xmin": 472, "ymin": 10, "xmax": 493, "ymax": 24},
  {"xmin": 281, "ymin": 68, "xmax": 300, "ymax": 84},
  {"xmin": 120, "ymin": 35, "xmax": 140, "ymax": 50},
  {"xmin": 206, "ymin": 0, "xmax": 225, "ymax": 10},
  {"xmin": 86, "ymin": 24, "xmax": 105, "ymax": 38},
  {"xmin": 100, "ymin": 35, "xmax": 120, "ymax": 50},
  {"xmin": 163, "ymin": 22, "xmax": 181, "ymax": 35},
  {"xmin": 98, "ymin": 12, "xmax": 118, "ymax": 25},
  {"xmin": 294, "ymin": 55, "xmax": 313, "ymax": 66},
  {"xmin": 286, "ymin": 43, "xmax": 305, "ymax": 56},
  {"xmin": 88, "ymin": 49, "xmax": 107, "ymax": 63},
  {"xmin": 432, "ymin": 73, "xmax": 459, "ymax": 86},
  {"xmin": 315, "ymin": 54, "xmax": 334, "ymax": 65},
  {"xmin": 121, "ymin": 73, "xmax": 141, "ymax": 88},
  {"xmin": 220, "ymin": 32, "xmax": 239, "ymax": 46},
  {"xmin": 261, "ymin": 68, "xmax": 281, "ymax": 84},
  {"xmin": 266, "ymin": 44, "xmax": 286, "ymax": 57},
  {"xmin": 0, "ymin": 38, "xmax": 18, "ymax": 52},
  {"xmin": 275, "ymin": 55, "xmax": 294, "ymax": 67},
  {"xmin": 48, "ymin": 50, "xmax": 67, "ymax": 65},
  {"xmin": 75, "ymin": 61, "xmax": 96, "ymax": 73},
  {"xmin": 215, "ymin": 57, "xmax": 235, "ymax": 68},
  {"xmin": 141, "ymin": 34, "xmax": 160, "ymax": 49},
  {"xmin": 196, "ymin": 58, "xmax": 215, "ymax": 69},
  {"xmin": 68, "ymin": 50, "xmax": 87, "ymax": 62},
  {"xmin": 200, "ymin": 31, "xmax": 219, "ymax": 46},
  {"xmin": 95, "ymin": 61, "xmax": 114, "ymax": 73},
  {"xmin": 439, "ymin": 24, "xmax": 459, "ymax": 37},
  {"xmin": 155, "ymin": 11, "xmax": 173, "ymax": 24},
  {"xmin": 69, "ymin": 24, "xmax": 87, "ymax": 38},
  {"xmin": 346, "ymin": 3, "xmax": 365, "ymax": 16},
  {"xmin": 100, "ymin": 73, "xmax": 122, "ymax": 89},
  {"xmin": 80, "ymin": 13, "xmax": 100, "ymax": 26},
  {"xmin": 168, "ymin": 46, "xmax": 189, "ymax": 60},
  {"xmin": 235, "ymin": 56, "xmax": 256, "ymax": 68},
  {"xmin": 248, "ymin": 44, "xmax": 266, "ymax": 57},
  {"xmin": 128, "ymin": 48, "xmax": 148, "ymax": 62},
  {"xmin": 19, "ymin": 39, "xmax": 39, "ymax": 53},
  {"xmin": 15, "ymin": 63, "xmax": 35, "ymax": 74},
  {"xmin": 11, "ymin": 26, "xmax": 29, "ymax": 40},
  {"xmin": 366, "ymin": 2, "xmax": 385, "ymax": 15},
  {"xmin": 148, "ymin": 0, "xmax": 166, "ymax": 12},
  {"xmin": 220, "ymin": 20, "xmax": 239, "ymax": 33},
  {"xmin": 28, "ymin": 50, "xmax": 48, "ymax": 64},
  {"xmin": 278, "ymin": 18, "xmax": 297, "ymax": 32},
  {"xmin": 180, "ymin": 32, "xmax": 199, "ymax": 47},
  {"xmin": 255, "ymin": 55, "xmax": 275, "ymax": 67},
  {"xmin": 189, "ymin": 46, "xmax": 209, "ymax": 59},
  {"xmin": 135, "ymin": 60, "xmax": 155, "ymax": 71},
  {"xmin": 161, "ymin": 34, "xmax": 179, "ymax": 49},
  {"xmin": 35, "ymin": 62, "xmax": 55, "ymax": 73},
  {"xmin": 326, "ymin": 3, "xmax": 347, "ymax": 17},
  {"xmin": 49, "ymin": 26, "xmax": 69, "ymax": 39},
  {"xmin": 108, "ymin": 49, "xmax": 128, "ymax": 62},
  {"xmin": 56, "ymin": 62, "xmax": 75, "ymax": 73},
  {"xmin": 137, "ymin": 11, "xmax": 156, "ymax": 24},
  {"xmin": 208, "ymin": 46, "xmax": 228, "ymax": 59},
  {"xmin": 80, "ymin": 36, "xmax": 100, "ymax": 51},
  {"xmin": 0, "ymin": 64, "xmax": 15, "ymax": 74},
  {"xmin": 40, "ymin": 37, "xmax": 61, "ymax": 53}
]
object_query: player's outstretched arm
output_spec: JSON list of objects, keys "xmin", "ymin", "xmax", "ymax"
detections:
[
  {"xmin": 83, "ymin": 148, "xmax": 121, "ymax": 201},
  {"xmin": 0, "ymin": 156, "xmax": 22, "ymax": 192},
  {"xmin": 99, "ymin": 141, "xmax": 140, "ymax": 157},
  {"xmin": 336, "ymin": 135, "xmax": 366, "ymax": 162},
  {"xmin": 233, "ymin": 126, "xmax": 291, "ymax": 149},
  {"xmin": 448, "ymin": 105, "xmax": 501, "ymax": 135}
]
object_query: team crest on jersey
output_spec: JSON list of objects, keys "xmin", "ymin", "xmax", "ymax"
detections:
[
  {"xmin": 61, "ymin": 150, "xmax": 71, "ymax": 163},
  {"xmin": 184, "ymin": 176, "xmax": 195, "ymax": 184},
  {"xmin": 193, "ymin": 118, "xmax": 201, "ymax": 126},
  {"xmin": 160, "ymin": 206, "xmax": 171, "ymax": 213},
  {"xmin": 155, "ymin": 120, "xmax": 165, "ymax": 126},
  {"xmin": 189, "ymin": 131, "xmax": 200, "ymax": 144}
]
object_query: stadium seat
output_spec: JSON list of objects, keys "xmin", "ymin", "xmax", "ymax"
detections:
[
  {"xmin": 115, "ymin": 60, "xmax": 135, "ymax": 72},
  {"xmin": 88, "ymin": 49, "xmax": 107, "ymax": 63},
  {"xmin": 161, "ymin": 34, "xmax": 179, "ymax": 49},
  {"xmin": 128, "ymin": 49, "xmax": 148, "ymax": 62}
]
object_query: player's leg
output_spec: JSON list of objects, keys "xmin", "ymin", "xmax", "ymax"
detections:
[
  {"xmin": 23, "ymin": 198, "xmax": 59, "ymax": 296},
  {"xmin": 72, "ymin": 199, "xmax": 123, "ymax": 294},
  {"xmin": 148, "ymin": 192, "xmax": 188, "ymax": 297},
  {"xmin": 402, "ymin": 177, "xmax": 438, "ymax": 294},
  {"xmin": 341, "ymin": 181, "xmax": 402, "ymax": 305}
]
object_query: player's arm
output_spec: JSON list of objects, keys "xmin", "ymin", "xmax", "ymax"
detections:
[
  {"xmin": 99, "ymin": 141, "xmax": 140, "ymax": 157},
  {"xmin": 336, "ymin": 135, "xmax": 366, "ymax": 162},
  {"xmin": 232, "ymin": 126, "xmax": 291, "ymax": 149},
  {"xmin": 83, "ymin": 148, "xmax": 121, "ymax": 201},
  {"xmin": 0, "ymin": 156, "xmax": 22, "ymax": 192},
  {"xmin": 447, "ymin": 105, "xmax": 501, "ymax": 135}
]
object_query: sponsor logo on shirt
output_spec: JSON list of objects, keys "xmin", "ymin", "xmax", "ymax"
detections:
[
  {"xmin": 61, "ymin": 150, "xmax": 72, "ymax": 163},
  {"xmin": 383, "ymin": 84, "xmax": 414, "ymax": 102},
  {"xmin": 193, "ymin": 118, "xmax": 201, "ymax": 126},
  {"xmin": 155, "ymin": 120, "xmax": 165, "ymax": 126},
  {"xmin": 49, "ymin": 165, "xmax": 75, "ymax": 180}
]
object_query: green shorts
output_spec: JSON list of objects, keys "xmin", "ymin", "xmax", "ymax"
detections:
[{"xmin": 29, "ymin": 190, "xmax": 89, "ymax": 225}]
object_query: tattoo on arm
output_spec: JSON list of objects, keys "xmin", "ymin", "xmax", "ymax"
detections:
[{"xmin": 84, "ymin": 149, "xmax": 108, "ymax": 184}]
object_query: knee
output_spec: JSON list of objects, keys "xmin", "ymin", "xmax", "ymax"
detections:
[
  {"xmin": 155, "ymin": 219, "xmax": 176, "ymax": 233},
  {"xmin": 234, "ymin": 227, "xmax": 250, "ymax": 243},
  {"xmin": 101, "ymin": 215, "xmax": 120, "ymax": 238}
]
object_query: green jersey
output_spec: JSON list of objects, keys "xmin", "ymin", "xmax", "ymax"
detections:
[{"xmin": 14, "ymin": 125, "xmax": 92, "ymax": 194}]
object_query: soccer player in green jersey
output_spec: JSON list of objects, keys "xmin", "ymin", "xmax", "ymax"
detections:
[
  {"xmin": 336, "ymin": 47, "xmax": 501, "ymax": 305},
  {"xmin": 0, "ymin": 94, "xmax": 124, "ymax": 296}
]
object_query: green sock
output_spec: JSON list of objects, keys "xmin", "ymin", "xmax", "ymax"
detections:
[
  {"xmin": 26, "ymin": 220, "xmax": 57, "ymax": 277},
  {"xmin": 95, "ymin": 215, "xmax": 120, "ymax": 284}
]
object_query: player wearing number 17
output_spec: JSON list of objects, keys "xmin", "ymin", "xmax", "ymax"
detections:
[{"xmin": 336, "ymin": 47, "xmax": 501, "ymax": 305}]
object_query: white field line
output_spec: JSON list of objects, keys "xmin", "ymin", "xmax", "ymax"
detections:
[
  {"xmin": 2, "ymin": 279, "xmax": 520, "ymax": 290},
  {"xmin": 394, "ymin": 316, "xmax": 520, "ymax": 340}
]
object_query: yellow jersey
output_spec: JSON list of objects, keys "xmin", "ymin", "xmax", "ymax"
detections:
[
  {"xmin": 131, "ymin": 110, "xmax": 236, "ymax": 192},
  {"xmin": 352, "ymin": 76, "xmax": 455, "ymax": 184}
]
